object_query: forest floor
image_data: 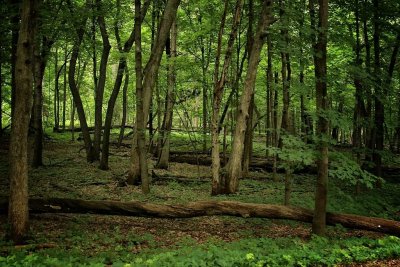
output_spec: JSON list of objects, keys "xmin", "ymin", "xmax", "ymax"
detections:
[{"xmin": 0, "ymin": 131, "xmax": 400, "ymax": 266}]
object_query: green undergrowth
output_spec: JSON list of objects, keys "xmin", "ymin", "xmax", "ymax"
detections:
[{"xmin": 1, "ymin": 236, "xmax": 399, "ymax": 266}]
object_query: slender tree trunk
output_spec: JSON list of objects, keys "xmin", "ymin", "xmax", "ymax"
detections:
[
  {"xmin": 266, "ymin": 33, "xmax": 273, "ymax": 151},
  {"xmin": 68, "ymin": 1, "xmax": 94, "ymax": 162},
  {"xmin": 272, "ymin": 71, "xmax": 279, "ymax": 181},
  {"xmin": 310, "ymin": 0, "xmax": 329, "ymax": 236},
  {"xmin": 157, "ymin": 19, "xmax": 177, "ymax": 169},
  {"xmin": 352, "ymin": 0, "xmax": 364, "ymax": 193},
  {"xmin": 211, "ymin": 0, "xmax": 243, "ymax": 195},
  {"xmin": 62, "ymin": 47, "xmax": 67, "ymax": 130},
  {"xmin": 32, "ymin": 54, "xmax": 44, "ymax": 168},
  {"xmin": 128, "ymin": 0, "xmax": 181, "ymax": 185},
  {"xmin": 54, "ymin": 48, "xmax": 59, "ymax": 131},
  {"xmin": 10, "ymin": 0, "xmax": 21, "ymax": 119},
  {"xmin": 223, "ymin": 0, "xmax": 273, "ymax": 194},
  {"xmin": 8, "ymin": 0, "xmax": 37, "ymax": 244},
  {"xmin": 32, "ymin": 36, "xmax": 52, "ymax": 168},
  {"xmin": 200, "ymin": 29, "xmax": 209, "ymax": 152},
  {"xmin": 372, "ymin": 0, "xmax": 383, "ymax": 179},
  {"xmin": 134, "ymin": 0, "xmax": 150, "ymax": 194},
  {"xmin": 242, "ymin": 0, "xmax": 254, "ymax": 178},
  {"xmin": 94, "ymin": 1, "xmax": 111, "ymax": 161},
  {"xmin": 99, "ymin": 0, "xmax": 150, "ymax": 169},
  {"xmin": 118, "ymin": 67, "xmax": 129, "ymax": 147}
]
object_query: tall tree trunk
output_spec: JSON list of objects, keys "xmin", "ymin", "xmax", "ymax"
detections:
[
  {"xmin": 223, "ymin": 0, "xmax": 273, "ymax": 194},
  {"xmin": 118, "ymin": 67, "xmax": 129, "ymax": 147},
  {"xmin": 272, "ymin": 71, "xmax": 279, "ymax": 181},
  {"xmin": 352, "ymin": 0, "xmax": 365, "ymax": 193},
  {"xmin": 68, "ymin": 0, "xmax": 94, "ymax": 162},
  {"xmin": 134, "ymin": 0, "xmax": 150, "ymax": 194},
  {"xmin": 32, "ymin": 51, "xmax": 44, "ymax": 168},
  {"xmin": 128, "ymin": 0, "xmax": 181, "ymax": 185},
  {"xmin": 211, "ymin": 0, "xmax": 243, "ymax": 195},
  {"xmin": 310, "ymin": 0, "xmax": 329, "ymax": 236},
  {"xmin": 372, "ymin": 0, "xmax": 383, "ymax": 179},
  {"xmin": 10, "ymin": 0, "xmax": 21, "ymax": 119},
  {"xmin": 54, "ymin": 48, "xmax": 59, "ymax": 131},
  {"xmin": 278, "ymin": 0, "xmax": 291, "ymax": 145},
  {"xmin": 157, "ymin": 18, "xmax": 177, "ymax": 169},
  {"xmin": 32, "ymin": 36, "xmax": 52, "ymax": 168},
  {"xmin": 62, "ymin": 47, "xmax": 67, "ymax": 130},
  {"xmin": 8, "ymin": 0, "xmax": 37, "ymax": 244},
  {"xmin": 99, "ymin": 0, "xmax": 150, "ymax": 170},
  {"xmin": 94, "ymin": 0, "xmax": 111, "ymax": 161},
  {"xmin": 266, "ymin": 33, "xmax": 273, "ymax": 150},
  {"xmin": 200, "ymin": 21, "xmax": 210, "ymax": 152},
  {"xmin": 362, "ymin": 0, "xmax": 373, "ymax": 160},
  {"xmin": 242, "ymin": 0, "xmax": 254, "ymax": 178}
]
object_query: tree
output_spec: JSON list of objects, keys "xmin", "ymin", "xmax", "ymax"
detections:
[
  {"xmin": 156, "ymin": 17, "xmax": 178, "ymax": 169},
  {"xmin": 211, "ymin": 0, "xmax": 243, "ymax": 195},
  {"xmin": 310, "ymin": 0, "xmax": 329, "ymax": 236},
  {"xmin": 222, "ymin": 0, "xmax": 274, "ymax": 194},
  {"xmin": 128, "ymin": 0, "xmax": 181, "ymax": 187},
  {"xmin": 8, "ymin": 0, "xmax": 37, "ymax": 244},
  {"xmin": 99, "ymin": 0, "xmax": 150, "ymax": 170},
  {"xmin": 67, "ymin": 0, "xmax": 95, "ymax": 162}
]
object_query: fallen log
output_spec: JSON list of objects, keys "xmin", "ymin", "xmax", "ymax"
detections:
[{"xmin": 0, "ymin": 198, "xmax": 399, "ymax": 236}]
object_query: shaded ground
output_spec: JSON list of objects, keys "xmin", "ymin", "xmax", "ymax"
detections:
[{"xmin": 0, "ymin": 133, "xmax": 399, "ymax": 265}]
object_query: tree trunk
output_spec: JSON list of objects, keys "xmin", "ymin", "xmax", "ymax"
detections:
[
  {"xmin": 32, "ymin": 52, "xmax": 45, "ymax": 168},
  {"xmin": 266, "ymin": 33, "xmax": 273, "ymax": 151},
  {"xmin": 2, "ymin": 198, "xmax": 400, "ymax": 236},
  {"xmin": 94, "ymin": 1, "xmax": 111, "ymax": 161},
  {"xmin": 62, "ymin": 46, "xmax": 68, "ymax": 131},
  {"xmin": 32, "ymin": 36, "xmax": 52, "ymax": 168},
  {"xmin": 10, "ymin": 0, "xmax": 21, "ymax": 119},
  {"xmin": 310, "ymin": 0, "xmax": 329, "ymax": 236},
  {"xmin": 134, "ymin": 0, "xmax": 150, "ymax": 194},
  {"xmin": 157, "ymin": 18, "xmax": 177, "ymax": 169},
  {"xmin": 68, "ymin": 1, "xmax": 94, "ymax": 162},
  {"xmin": 242, "ymin": 95, "xmax": 254, "ymax": 177},
  {"xmin": 117, "ymin": 67, "xmax": 129, "ymax": 147},
  {"xmin": 272, "ymin": 71, "xmax": 279, "ymax": 181},
  {"xmin": 372, "ymin": 0, "xmax": 383, "ymax": 179},
  {"xmin": 54, "ymin": 48, "xmax": 60, "ymax": 131},
  {"xmin": 242, "ymin": 0, "xmax": 254, "ymax": 178},
  {"xmin": 211, "ymin": 0, "xmax": 243, "ymax": 195},
  {"xmin": 223, "ymin": 0, "xmax": 274, "ymax": 194},
  {"xmin": 8, "ymin": 0, "xmax": 37, "ymax": 244},
  {"xmin": 128, "ymin": 0, "xmax": 181, "ymax": 185}
]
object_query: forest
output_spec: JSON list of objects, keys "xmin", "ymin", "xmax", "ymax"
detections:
[{"xmin": 0, "ymin": 0, "xmax": 400, "ymax": 265}]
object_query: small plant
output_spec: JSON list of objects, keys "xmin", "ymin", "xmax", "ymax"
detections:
[{"xmin": 329, "ymin": 151, "xmax": 383, "ymax": 188}]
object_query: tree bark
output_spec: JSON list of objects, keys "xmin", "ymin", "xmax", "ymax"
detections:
[
  {"xmin": 8, "ymin": 0, "xmax": 37, "ymax": 244},
  {"xmin": 211, "ymin": 0, "xmax": 243, "ymax": 195},
  {"xmin": 93, "ymin": 0, "xmax": 111, "ymax": 161},
  {"xmin": 1, "ymin": 198, "xmax": 400, "ymax": 236},
  {"xmin": 310, "ymin": 0, "xmax": 329, "ymax": 236},
  {"xmin": 117, "ymin": 67, "xmax": 129, "ymax": 147},
  {"xmin": 222, "ymin": 0, "xmax": 274, "ymax": 194},
  {"xmin": 372, "ymin": 0, "xmax": 383, "ymax": 179},
  {"xmin": 67, "ymin": 0, "xmax": 94, "ymax": 162},
  {"xmin": 128, "ymin": 0, "xmax": 181, "ymax": 185},
  {"xmin": 10, "ymin": 0, "xmax": 21, "ymax": 119},
  {"xmin": 157, "ymin": 18, "xmax": 177, "ymax": 169},
  {"xmin": 242, "ymin": 0, "xmax": 255, "ymax": 178}
]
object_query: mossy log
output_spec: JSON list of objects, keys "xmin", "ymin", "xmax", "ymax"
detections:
[{"xmin": 0, "ymin": 198, "xmax": 399, "ymax": 236}]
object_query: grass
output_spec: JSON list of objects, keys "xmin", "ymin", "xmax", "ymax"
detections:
[{"xmin": 0, "ymin": 130, "xmax": 400, "ymax": 266}]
